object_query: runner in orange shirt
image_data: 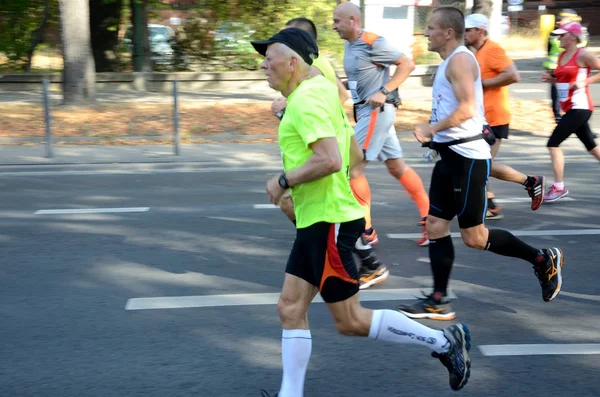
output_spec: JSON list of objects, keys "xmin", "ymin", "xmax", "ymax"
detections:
[{"xmin": 464, "ymin": 14, "xmax": 545, "ymax": 218}]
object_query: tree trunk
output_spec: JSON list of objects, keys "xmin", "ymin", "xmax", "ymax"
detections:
[
  {"xmin": 90, "ymin": 0, "xmax": 123, "ymax": 72},
  {"xmin": 59, "ymin": 0, "xmax": 96, "ymax": 104},
  {"xmin": 131, "ymin": 0, "xmax": 151, "ymax": 72},
  {"xmin": 471, "ymin": 0, "xmax": 493, "ymax": 18},
  {"xmin": 24, "ymin": 0, "xmax": 51, "ymax": 72}
]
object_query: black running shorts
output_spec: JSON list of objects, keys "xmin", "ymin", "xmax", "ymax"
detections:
[
  {"xmin": 547, "ymin": 109, "xmax": 597, "ymax": 151},
  {"xmin": 428, "ymin": 147, "xmax": 491, "ymax": 229},
  {"xmin": 490, "ymin": 124, "xmax": 509, "ymax": 140},
  {"xmin": 286, "ymin": 218, "xmax": 365, "ymax": 303}
]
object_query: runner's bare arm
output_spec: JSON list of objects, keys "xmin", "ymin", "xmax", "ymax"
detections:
[
  {"xmin": 349, "ymin": 135, "xmax": 364, "ymax": 168},
  {"xmin": 482, "ymin": 64, "xmax": 520, "ymax": 88},
  {"xmin": 575, "ymin": 50, "xmax": 600, "ymax": 88},
  {"xmin": 385, "ymin": 54, "xmax": 415, "ymax": 92},
  {"xmin": 336, "ymin": 76, "xmax": 350, "ymax": 104},
  {"xmin": 431, "ymin": 52, "xmax": 478, "ymax": 134},
  {"xmin": 285, "ymin": 137, "xmax": 342, "ymax": 186},
  {"xmin": 541, "ymin": 72, "xmax": 557, "ymax": 83}
]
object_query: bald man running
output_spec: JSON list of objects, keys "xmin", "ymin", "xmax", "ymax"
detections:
[{"xmin": 333, "ymin": 3, "xmax": 430, "ymax": 253}]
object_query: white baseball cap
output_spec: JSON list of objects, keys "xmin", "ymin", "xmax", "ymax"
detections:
[{"xmin": 465, "ymin": 13, "xmax": 489, "ymax": 31}]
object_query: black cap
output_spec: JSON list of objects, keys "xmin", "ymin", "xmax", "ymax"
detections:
[{"xmin": 251, "ymin": 27, "xmax": 318, "ymax": 65}]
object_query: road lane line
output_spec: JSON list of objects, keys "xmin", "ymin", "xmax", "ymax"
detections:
[
  {"xmin": 35, "ymin": 207, "xmax": 150, "ymax": 215},
  {"xmin": 253, "ymin": 197, "xmax": 576, "ymax": 210},
  {"xmin": 494, "ymin": 197, "xmax": 576, "ymax": 203},
  {"xmin": 479, "ymin": 344, "xmax": 600, "ymax": 356},
  {"xmin": 125, "ymin": 288, "xmax": 458, "ymax": 310},
  {"xmin": 253, "ymin": 204, "xmax": 278, "ymax": 209},
  {"xmin": 560, "ymin": 291, "xmax": 600, "ymax": 302},
  {"xmin": 512, "ymin": 89, "xmax": 546, "ymax": 93},
  {"xmin": 388, "ymin": 229, "xmax": 600, "ymax": 239}
]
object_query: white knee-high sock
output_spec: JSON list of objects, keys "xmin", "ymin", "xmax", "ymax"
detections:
[
  {"xmin": 368, "ymin": 310, "xmax": 450, "ymax": 354},
  {"xmin": 279, "ymin": 329, "xmax": 312, "ymax": 397}
]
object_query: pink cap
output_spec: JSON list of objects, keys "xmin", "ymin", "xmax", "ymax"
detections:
[{"xmin": 552, "ymin": 21, "xmax": 583, "ymax": 37}]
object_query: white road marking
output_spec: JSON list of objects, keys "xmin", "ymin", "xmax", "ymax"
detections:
[
  {"xmin": 253, "ymin": 197, "xmax": 578, "ymax": 210},
  {"xmin": 494, "ymin": 197, "xmax": 576, "ymax": 203},
  {"xmin": 512, "ymin": 89, "xmax": 546, "ymax": 93},
  {"xmin": 388, "ymin": 229, "xmax": 600, "ymax": 239},
  {"xmin": 560, "ymin": 291, "xmax": 600, "ymax": 302},
  {"xmin": 479, "ymin": 344, "xmax": 600, "ymax": 356},
  {"xmin": 125, "ymin": 288, "xmax": 457, "ymax": 310},
  {"xmin": 253, "ymin": 204, "xmax": 278, "ymax": 209},
  {"xmin": 35, "ymin": 207, "xmax": 150, "ymax": 215}
]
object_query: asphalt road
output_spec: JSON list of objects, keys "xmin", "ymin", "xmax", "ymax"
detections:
[{"xmin": 1, "ymin": 139, "xmax": 599, "ymax": 397}]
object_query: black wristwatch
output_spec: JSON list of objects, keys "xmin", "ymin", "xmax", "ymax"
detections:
[
  {"xmin": 278, "ymin": 173, "xmax": 291, "ymax": 189},
  {"xmin": 380, "ymin": 86, "xmax": 391, "ymax": 95}
]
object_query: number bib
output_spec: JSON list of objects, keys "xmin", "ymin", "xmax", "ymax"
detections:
[
  {"xmin": 555, "ymin": 82, "xmax": 570, "ymax": 103},
  {"xmin": 348, "ymin": 81, "xmax": 359, "ymax": 103}
]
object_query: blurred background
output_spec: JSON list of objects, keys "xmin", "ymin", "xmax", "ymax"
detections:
[
  {"xmin": 0, "ymin": 0, "xmax": 597, "ymax": 148},
  {"xmin": 1, "ymin": 0, "xmax": 597, "ymax": 74}
]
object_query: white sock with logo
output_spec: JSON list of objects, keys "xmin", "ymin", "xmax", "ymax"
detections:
[
  {"xmin": 368, "ymin": 310, "xmax": 450, "ymax": 354},
  {"xmin": 554, "ymin": 182, "xmax": 565, "ymax": 189},
  {"xmin": 279, "ymin": 329, "xmax": 311, "ymax": 397}
]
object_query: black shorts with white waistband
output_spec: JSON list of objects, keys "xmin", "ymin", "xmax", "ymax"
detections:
[{"xmin": 428, "ymin": 147, "xmax": 491, "ymax": 229}]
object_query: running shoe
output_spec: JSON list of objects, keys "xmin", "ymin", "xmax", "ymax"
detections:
[
  {"xmin": 397, "ymin": 293, "xmax": 456, "ymax": 321},
  {"xmin": 533, "ymin": 247, "xmax": 564, "ymax": 302},
  {"xmin": 260, "ymin": 390, "xmax": 277, "ymax": 397},
  {"xmin": 485, "ymin": 207, "xmax": 504, "ymax": 220},
  {"xmin": 543, "ymin": 184, "xmax": 569, "ymax": 202},
  {"xmin": 432, "ymin": 323, "xmax": 472, "ymax": 391},
  {"xmin": 359, "ymin": 264, "xmax": 389, "ymax": 290},
  {"xmin": 525, "ymin": 175, "xmax": 545, "ymax": 210}
]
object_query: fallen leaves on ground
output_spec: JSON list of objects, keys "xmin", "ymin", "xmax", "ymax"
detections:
[{"xmin": 1, "ymin": 98, "xmax": 557, "ymax": 145}]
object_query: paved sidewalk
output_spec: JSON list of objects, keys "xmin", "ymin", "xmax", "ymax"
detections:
[{"xmin": 0, "ymin": 134, "xmax": 591, "ymax": 169}]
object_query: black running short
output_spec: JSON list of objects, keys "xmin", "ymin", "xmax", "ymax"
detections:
[
  {"xmin": 491, "ymin": 124, "xmax": 509, "ymax": 140},
  {"xmin": 286, "ymin": 218, "xmax": 364, "ymax": 303},
  {"xmin": 428, "ymin": 147, "xmax": 491, "ymax": 229},
  {"xmin": 547, "ymin": 109, "xmax": 597, "ymax": 151}
]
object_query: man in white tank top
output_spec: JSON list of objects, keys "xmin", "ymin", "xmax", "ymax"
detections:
[{"xmin": 397, "ymin": 7, "xmax": 565, "ymax": 321}]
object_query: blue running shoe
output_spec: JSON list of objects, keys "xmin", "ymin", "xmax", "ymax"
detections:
[{"xmin": 432, "ymin": 322, "xmax": 472, "ymax": 391}]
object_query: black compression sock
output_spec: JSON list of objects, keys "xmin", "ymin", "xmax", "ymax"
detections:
[
  {"xmin": 485, "ymin": 229, "xmax": 541, "ymax": 265},
  {"xmin": 429, "ymin": 235, "xmax": 454, "ymax": 296},
  {"xmin": 523, "ymin": 176, "xmax": 536, "ymax": 188}
]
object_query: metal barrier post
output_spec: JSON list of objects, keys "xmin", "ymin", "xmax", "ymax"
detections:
[
  {"xmin": 173, "ymin": 80, "xmax": 180, "ymax": 156},
  {"xmin": 42, "ymin": 79, "xmax": 54, "ymax": 158}
]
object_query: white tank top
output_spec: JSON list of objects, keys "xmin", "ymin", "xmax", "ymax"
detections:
[{"xmin": 431, "ymin": 46, "xmax": 491, "ymax": 159}]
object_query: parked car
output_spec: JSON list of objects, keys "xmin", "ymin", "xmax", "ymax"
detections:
[
  {"xmin": 211, "ymin": 22, "xmax": 256, "ymax": 54},
  {"xmin": 123, "ymin": 24, "xmax": 176, "ymax": 66}
]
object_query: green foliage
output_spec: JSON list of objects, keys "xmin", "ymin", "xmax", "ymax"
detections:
[
  {"xmin": 178, "ymin": 0, "xmax": 343, "ymax": 71},
  {"xmin": 0, "ymin": 0, "xmax": 58, "ymax": 70}
]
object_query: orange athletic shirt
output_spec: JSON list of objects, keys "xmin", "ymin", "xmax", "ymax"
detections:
[{"xmin": 475, "ymin": 40, "xmax": 513, "ymax": 127}]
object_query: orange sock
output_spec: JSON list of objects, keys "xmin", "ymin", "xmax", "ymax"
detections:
[
  {"xmin": 350, "ymin": 174, "xmax": 372, "ymax": 230},
  {"xmin": 399, "ymin": 167, "xmax": 429, "ymax": 219}
]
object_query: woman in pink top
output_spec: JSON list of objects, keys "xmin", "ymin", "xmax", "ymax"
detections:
[{"xmin": 542, "ymin": 22, "xmax": 600, "ymax": 202}]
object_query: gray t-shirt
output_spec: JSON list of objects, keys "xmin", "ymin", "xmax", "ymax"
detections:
[{"xmin": 343, "ymin": 31, "xmax": 403, "ymax": 110}]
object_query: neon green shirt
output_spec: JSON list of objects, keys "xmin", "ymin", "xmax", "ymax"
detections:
[
  {"xmin": 312, "ymin": 56, "xmax": 337, "ymax": 86},
  {"xmin": 279, "ymin": 75, "xmax": 364, "ymax": 228}
]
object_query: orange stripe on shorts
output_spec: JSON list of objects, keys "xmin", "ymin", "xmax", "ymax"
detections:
[
  {"xmin": 319, "ymin": 224, "xmax": 358, "ymax": 292},
  {"xmin": 362, "ymin": 109, "xmax": 379, "ymax": 151}
]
